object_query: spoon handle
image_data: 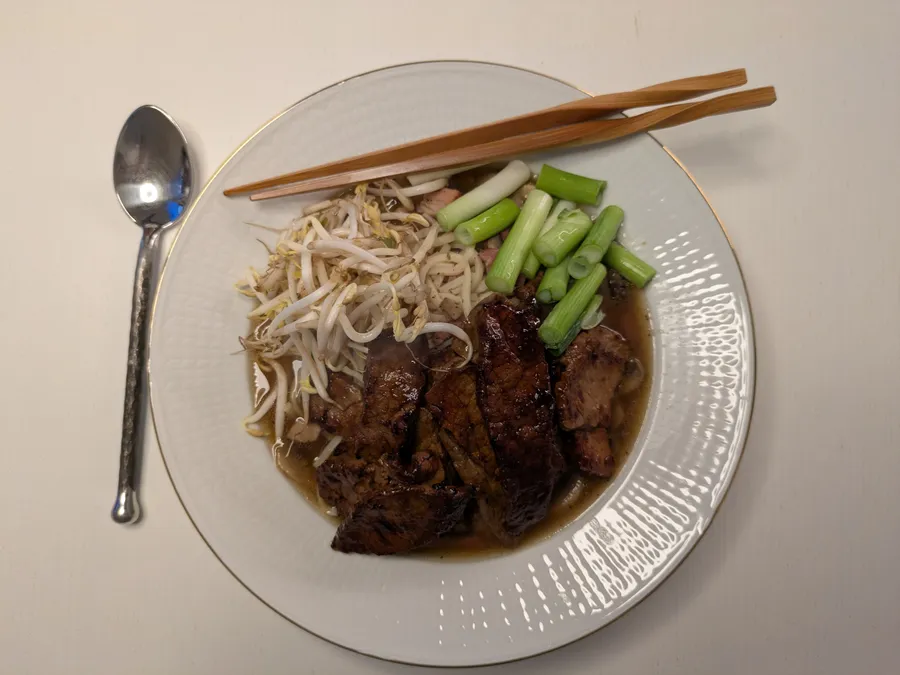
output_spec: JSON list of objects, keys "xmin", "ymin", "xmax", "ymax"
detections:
[{"xmin": 112, "ymin": 227, "xmax": 161, "ymax": 524}]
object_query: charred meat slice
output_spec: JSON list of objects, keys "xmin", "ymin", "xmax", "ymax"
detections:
[
  {"xmin": 317, "ymin": 336, "xmax": 430, "ymax": 514},
  {"xmin": 555, "ymin": 326, "xmax": 630, "ymax": 431},
  {"xmin": 316, "ymin": 425, "xmax": 447, "ymax": 517},
  {"xmin": 426, "ymin": 366, "xmax": 502, "ymax": 521},
  {"xmin": 426, "ymin": 367, "xmax": 494, "ymax": 486},
  {"xmin": 312, "ymin": 372, "xmax": 364, "ymax": 433},
  {"xmin": 399, "ymin": 450, "xmax": 445, "ymax": 485},
  {"xmin": 358, "ymin": 335, "xmax": 428, "ymax": 457},
  {"xmin": 316, "ymin": 455, "xmax": 399, "ymax": 518},
  {"xmin": 332, "ymin": 486, "xmax": 472, "ymax": 555},
  {"xmin": 571, "ymin": 428, "xmax": 615, "ymax": 478},
  {"xmin": 400, "ymin": 407, "xmax": 447, "ymax": 485},
  {"xmin": 427, "ymin": 340, "xmax": 470, "ymax": 383},
  {"xmin": 553, "ymin": 326, "xmax": 631, "ymax": 478},
  {"xmin": 470, "ymin": 296, "xmax": 565, "ymax": 542}
]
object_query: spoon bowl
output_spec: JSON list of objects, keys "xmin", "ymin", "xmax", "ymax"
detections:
[
  {"xmin": 114, "ymin": 105, "xmax": 192, "ymax": 227},
  {"xmin": 111, "ymin": 105, "xmax": 192, "ymax": 524}
]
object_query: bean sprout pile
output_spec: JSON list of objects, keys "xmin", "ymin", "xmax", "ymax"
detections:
[{"xmin": 237, "ymin": 180, "xmax": 491, "ymax": 454}]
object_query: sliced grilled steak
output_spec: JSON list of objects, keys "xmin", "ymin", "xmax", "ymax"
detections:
[
  {"xmin": 400, "ymin": 408, "xmax": 446, "ymax": 485},
  {"xmin": 571, "ymin": 428, "xmax": 615, "ymax": 477},
  {"xmin": 317, "ymin": 439, "xmax": 447, "ymax": 518},
  {"xmin": 555, "ymin": 326, "xmax": 630, "ymax": 431},
  {"xmin": 426, "ymin": 366, "xmax": 502, "ymax": 518},
  {"xmin": 467, "ymin": 296, "xmax": 565, "ymax": 542},
  {"xmin": 316, "ymin": 335, "xmax": 429, "ymax": 514},
  {"xmin": 553, "ymin": 326, "xmax": 631, "ymax": 478},
  {"xmin": 310, "ymin": 373, "xmax": 363, "ymax": 433},
  {"xmin": 316, "ymin": 455, "xmax": 397, "ymax": 518},
  {"xmin": 332, "ymin": 485, "xmax": 472, "ymax": 555},
  {"xmin": 322, "ymin": 335, "xmax": 427, "ymax": 458},
  {"xmin": 358, "ymin": 335, "xmax": 428, "ymax": 457}
]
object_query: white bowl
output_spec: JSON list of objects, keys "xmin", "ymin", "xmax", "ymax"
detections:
[{"xmin": 149, "ymin": 61, "xmax": 755, "ymax": 667}]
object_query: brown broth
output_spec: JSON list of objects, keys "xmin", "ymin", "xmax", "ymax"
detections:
[{"xmin": 248, "ymin": 284, "xmax": 652, "ymax": 557}]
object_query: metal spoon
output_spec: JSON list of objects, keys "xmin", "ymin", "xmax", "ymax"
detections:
[{"xmin": 111, "ymin": 105, "xmax": 192, "ymax": 524}]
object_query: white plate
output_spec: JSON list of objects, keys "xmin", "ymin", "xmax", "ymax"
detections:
[{"xmin": 149, "ymin": 61, "xmax": 755, "ymax": 667}]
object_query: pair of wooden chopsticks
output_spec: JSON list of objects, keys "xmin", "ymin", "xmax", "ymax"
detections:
[{"xmin": 224, "ymin": 69, "xmax": 775, "ymax": 202}]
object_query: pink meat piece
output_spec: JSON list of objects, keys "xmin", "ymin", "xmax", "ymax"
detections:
[
  {"xmin": 479, "ymin": 248, "xmax": 499, "ymax": 266},
  {"xmin": 417, "ymin": 188, "xmax": 461, "ymax": 216}
]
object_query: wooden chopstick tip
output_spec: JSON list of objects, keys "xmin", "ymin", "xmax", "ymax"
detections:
[{"xmin": 751, "ymin": 85, "xmax": 777, "ymax": 106}]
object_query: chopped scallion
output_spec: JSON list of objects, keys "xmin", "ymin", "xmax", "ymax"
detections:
[
  {"xmin": 533, "ymin": 208, "xmax": 593, "ymax": 267},
  {"xmin": 455, "ymin": 199, "xmax": 520, "ymax": 246},
  {"xmin": 521, "ymin": 199, "xmax": 574, "ymax": 279},
  {"xmin": 539, "ymin": 263, "xmax": 607, "ymax": 346},
  {"xmin": 535, "ymin": 164, "xmax": 606, "ymax": 205},
  {"xmin": 604, "ymin": 242, "xmax": 656, "ymax": 287},
  {"xmin": 568, "ymin": 205, "xmax": 624, "ymax": 279},
  {"xmin": 484, "ymin": 189, "xmax": 554, "ymax": 295},
  {"xmin": 536, "ymin": 253, "xmax": 573, "ymax": 304},
  {"xmin": 436, "ymin": 160, "xmax": 532, "ymax": 231}
]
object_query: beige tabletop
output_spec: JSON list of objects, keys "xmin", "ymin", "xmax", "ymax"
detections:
[{"xmin": 2, "ymin": 1, "xmax": 899, "ymax": 673}]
